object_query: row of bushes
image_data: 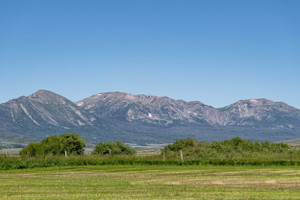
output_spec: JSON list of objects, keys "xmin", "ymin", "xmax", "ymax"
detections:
[
  {"xmin": 2, "ymin": 135, "xmax": 300, "ymax": 170},
  {"xmin": 162, "ymin": 137, "xmax": 300, "ymax": 160},
  {"xmin": 20, "ymin": 133, "xmax": 135, "ymax": 157},
  {"xmin": 19, "ymin": 134, "xmax": 298, "ymax": 158},
  {"xmin": 1, "ymin": 154, "xmax": 300, "ymax": 170}
]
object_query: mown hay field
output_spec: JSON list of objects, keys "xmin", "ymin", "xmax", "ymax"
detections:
[{"xmin": 1, "ymin": 165, "xmax": 300, "ymax": 199}]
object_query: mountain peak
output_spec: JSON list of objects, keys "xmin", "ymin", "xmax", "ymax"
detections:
[
  {"xmin": 228, "ymin": 98, "xmax": 276, "ymax": 107},
  {"xmin": 28, "ymin": 89, "xmax": 69, "ymax": 104},
  {"xmin": 31, "ymin": 89, "xmax": 58, "ymax": 96}
]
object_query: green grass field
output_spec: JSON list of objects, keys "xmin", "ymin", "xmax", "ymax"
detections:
[{"xmin": 1, "ymin": 165, "xmax": 300, "ymax": 199}]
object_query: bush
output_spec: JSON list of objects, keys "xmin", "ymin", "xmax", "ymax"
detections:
[
  {"xmin": 92, "ymin": 141, "xmax": 136, "ymax": 155},
  {"xmin": 19, "ymin": 143, "xmax": 43, "ymax": 157},
  {"xmin": 20, "ymin": 133, "xmax": 86, "ymax": 157},
  {"xmin": 162, "ymin": 137, "xmax": 297, "ymax": 159},
  {"xmin": 60, "ymin": 133, "xmax": 86, "ymax": 155}
]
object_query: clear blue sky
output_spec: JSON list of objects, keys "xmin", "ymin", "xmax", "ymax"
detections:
[{"xmin": 1, "ymin": 0, "xmax": 300, "ymax": 108}]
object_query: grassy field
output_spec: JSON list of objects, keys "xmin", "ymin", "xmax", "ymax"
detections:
[{"xmin": 1, "ymin": 165, "xmax": 300, "ymax": 199}]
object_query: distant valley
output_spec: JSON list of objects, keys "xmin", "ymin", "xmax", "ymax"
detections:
[{"xmin": 0, "ymin": 90, "xmax": 300, "ymax": 147}]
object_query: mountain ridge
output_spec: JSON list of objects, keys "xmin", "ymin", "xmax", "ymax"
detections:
[
  {"xmin": 0, "ymin": 89, "xmax": 300, "ymax": 145},
  {"xmin": 77, "ymin": 91, "xmax": 300, "ymax": 127}
]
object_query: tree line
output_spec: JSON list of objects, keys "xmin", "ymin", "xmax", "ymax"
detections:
[
  {"xmin": 20, "ymin": 133, "xmax": 135, "ymax": 157},
  {"xmin": 20, "ymin": 133, "xmax": 299, "ymax": 159},
  {"xmin": 162, "ymin": 137, "xmax": 299, "ymax": 160}
]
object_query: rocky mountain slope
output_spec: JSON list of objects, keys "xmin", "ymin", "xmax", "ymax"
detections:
[
  {"xmin": 1, "ymin": 90, "xmax": 300, "ymax": 145},
  {"xmin": 0, "ymin": 90, "xmax": 96, "ymax": 137},
  {"xmin": 220, "ymin": 98, "xmax": 300, "ymax": 128},
  {"xmin": 76, "ymin": 92, "xmax": 222, "ymax": 126},
  {"xmin": 77, "ymin": 92, "xmax": 300, "ymax": 129}
]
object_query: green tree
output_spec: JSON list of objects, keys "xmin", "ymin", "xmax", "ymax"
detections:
[
  {"xmin": 60, "ymin": 133, "xmax": 86, "ymax": 155},
  {"xmin": 40, "ymin": 135, "xmax": 63, "ymax": 155},
  {"xmin": 20, "ymin": 133, "xmax": 86, "ymax": 157}
]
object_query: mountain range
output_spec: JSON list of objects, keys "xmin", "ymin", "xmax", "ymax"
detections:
[{"xmin": 1, "ymin": 90, "xmax": 300, "ymax": 147}]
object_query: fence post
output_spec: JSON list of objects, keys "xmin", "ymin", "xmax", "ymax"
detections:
[
  {"xmin": 163, "ymin": 151, "xmax": 165, "ymax": 162},
  {"xmin": 65, "ymin": 151, "xmax": 67, "ymax": 158},
  {"xmin": 180, "ymin": 150, "xmax": 184, "ymax": 162},
  {"xmin": 109, "ymin": 149, "xmax": 112, "ymax": 158}
]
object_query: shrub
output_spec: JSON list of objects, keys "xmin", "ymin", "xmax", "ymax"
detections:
[
  {"xmin": 92, "ymin": 141, "xmax": 136, "ymax": 155},
  {"xmin": 162, "ymin": 137, "xmax": 298, "ymax": 159},
  {"xmin": 20, "ymin": 133, "xmax": 86, "ymax": 157},
  {"xmin": 20, "ymin": 143, "xmax": 43, "ymax": 157},
  {"xmin": 60, "ymin": 133, "xmax": 86, "ymax": 155}
]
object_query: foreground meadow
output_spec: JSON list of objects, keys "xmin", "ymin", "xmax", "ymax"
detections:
[{"xmin": 1, "ymin": 165, "xmax": 300, "ymax": 199}]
